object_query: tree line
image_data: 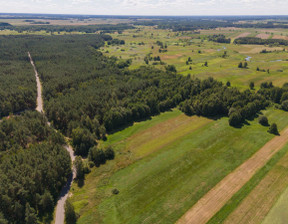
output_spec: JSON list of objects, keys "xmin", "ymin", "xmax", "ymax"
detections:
[
  {"xmin": 234, "ymin": 37, "xmax": 288, "ymax": 46},
  {"xmin": 0, "ymin": 24, "xmax": 134, "ymax": 34},
  {"xmin": 208, "ymin": 34, "xmax": 231, "ymax": 43}
]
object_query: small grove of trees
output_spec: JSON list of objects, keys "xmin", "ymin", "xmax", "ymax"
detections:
[
  {"xmin": 180, "ymin": 79, "xmax": 268, "ymax": 127},
  {"xmin": 208, "ymin": 34, "xmax": 231, "ymax": 43},
  {"xmin": 71, "ymin": 127, "xmax": 96, "ymax": 156},
  {"xmin": 107, "ymin": 39, "xmax": 125, "ymax": 45},
  {"xmin": 88, "ymin": 146, "xmax": 115, "ymax": 167},
  {"xmin": 238, "ymin": 62, "xmax": 248, "ymax": 68},
  {"xmin": 258, "ymin": 115, "xmax": 269, "ymax": 126}
]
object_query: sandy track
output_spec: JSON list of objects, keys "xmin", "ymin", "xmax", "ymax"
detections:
[
  {"xmin": 28, "ymin": 52, "xmax": 43, "ymax": 113},
  {"xmin": 55, "ymin": 145, "xmax": 76, "ymax": 224},
  {"xmin": 177, "ymin": 127, "xmax": 288, "ymax": 224}
]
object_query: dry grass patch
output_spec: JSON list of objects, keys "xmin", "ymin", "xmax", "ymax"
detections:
[
  {"xmin": 126, "ymin": 114, "xmax": 211, "ymax": 158},
  {"xmin": 256, "ymin": 33, "xmax": 271, "ymax": 39},
  {"xmin": 273, "ymin": 35, "xmax": 288, "ymax": 40},
  {"xmin": 234, "ymin": 32, "xmax": 251, "ymax": 39}
]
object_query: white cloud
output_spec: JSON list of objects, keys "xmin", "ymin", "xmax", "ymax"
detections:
[{"xmin": 0, "ymin": 0, "xmax": 287, "ymax": 15}]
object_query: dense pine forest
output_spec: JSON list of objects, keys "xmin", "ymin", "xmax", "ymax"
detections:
[
  {"xmin": 0, "ymin": 112, "xmax": 70, "ymax": 224},
  {"xmin": 0, "ymin": 36, "xmax": 37, "ymax": 117}
]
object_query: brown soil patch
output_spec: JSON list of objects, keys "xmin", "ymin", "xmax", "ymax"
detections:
[
  {"xmin": 239, "ymin": 46, "xmax": 283, "ymax": 54},
  {"xmin": 161, "ymin": 54, "xmax": 182, "ymax": 60},
  {"xmin": 179, "ymin": 36, "xmax": 191, "ymax": 40},
  {"xmin": 256, "ymin": 33, "xmax": 271, "ymax": 39},
  {"xmin": 177, "ymin": 127, "xmax": 288, "ymax": 224},
  {"xmin": 224, "ymin": 152, "xmax": 288, "ymax": 224},
  {"xmin": 273, "ymin": 35, "xmax": 288, "ymax": 40},
  {"xmin": 216, "ymin": 27, "xmax": 241, "ymax": 31},
  {"xmin": 234, "ymin": 32, "xmax": 251, "ymax": 39}
]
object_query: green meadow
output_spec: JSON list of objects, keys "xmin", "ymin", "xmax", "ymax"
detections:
[
  {"xmin": 101, "ymin": 27, "xmax": 288, "ymax": 90},
  {"xmin": 70, "ymin": 108, "xmax": 288, "ymax": 224}
]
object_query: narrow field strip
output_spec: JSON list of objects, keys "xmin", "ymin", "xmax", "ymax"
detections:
[
  {"xmin": 177, "ymin": 127, "xmax": 288, "ymax": 224},
  {"xmin": 207, "ymin": 144, "xmax": 288, "ymax": 224},
  {"xmin": 223, "ymin": 145, "xmax": 288, "ymax": 224}
]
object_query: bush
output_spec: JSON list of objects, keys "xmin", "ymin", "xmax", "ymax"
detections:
[
  {"xmin": 229, "ymin": 112, "xmax": 242, "ymax": 127},
  {"xmin": 112, "ymin": 188, "xmax": 119, "ymax": 195},
  {"xmin": 282, "ymin": 100, "xmax": 288, "ymax": 111},
  {"xmin": 268, "ymin": 123, "xmax": 279, "ymax": 135},
  {"xmin": 105, "ymin": 147, "xmax": 115, "ymax": 160},
  {"xmin": 74, "ymin": 156, "xmax": 84, "ymax": 180},
  {"xmin": 88, "ymin": 146, "xmax": 115, "ymax": 167},
  {"xmin": 64, "ymin": 200, "xmax": 77, "ymax": 224},
  {"xmin": 258, "ymin": 115, "xmax": 269, "ymax": 126}
]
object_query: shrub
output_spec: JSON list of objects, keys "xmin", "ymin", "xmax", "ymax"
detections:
[
  {"xmin": 112, "ymin": 189, "xmax": 119, "ymax": 195},
  {"xmin": 268, "ymin": 123, "xmax": 279, "ymax": 135},
  {"xmin": 65, "ymin": 199, "xmax": 77, "ymax": 224},
  {"xmin": 282, "ymin": 100, "xmax": 288, "ymax": 111},
  {"xmin": 229, "ymin": 112, "xmax": 242, "ymax": 127},
  {"xmin": 258, "ymin": 115, "xmax": 269, "ymax": 126}
]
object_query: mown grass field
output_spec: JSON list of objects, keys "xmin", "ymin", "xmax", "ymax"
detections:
[
  {"xmin": 263, "ymin": 184, "xmax": 288, "ymax": 224},
  {"xmin": 208, "ymin": 141, "xmax": 288, "ymax": 224},
  {"xmin": 101, "ymin": 26, "xmax": 288, "ymax": 90},
  {"xmin": 70, "ymin": 108, "xmax": 288, "ymax": 224}
]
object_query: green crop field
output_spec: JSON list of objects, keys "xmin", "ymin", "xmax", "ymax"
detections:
[{"xmin": 70, "ymin": 108, "xmax": 288, "ymax": 224}]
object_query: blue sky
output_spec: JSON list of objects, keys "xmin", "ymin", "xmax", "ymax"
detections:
[{"xmin": 0, "ymin": 0, "xmax": 287, "ymax": 16}]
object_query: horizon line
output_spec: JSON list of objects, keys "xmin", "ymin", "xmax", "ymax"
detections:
[{"xmin": 0, "ymin": 12, "xmax": 288, "ymax": 17}]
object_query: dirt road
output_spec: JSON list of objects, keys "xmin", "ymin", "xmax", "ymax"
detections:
[
  {"xmin": 28, "ymin": 52, "xmax": 76, "ymax": 224},
  {"xmin": 55, "ymin": 145, "xmax": 76, "ymax": 224},
  {"xmin": 177, "ymin": 127, "xmax": 288, "ymax": 224},
  {"xmin": 28, "ymin": 52, "xmax": 43, "ymax": 113}
]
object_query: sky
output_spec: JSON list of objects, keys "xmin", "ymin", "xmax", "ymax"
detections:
[{"xmin": 0, "ymin": 0, "xmax": 287, "ymax": 16}]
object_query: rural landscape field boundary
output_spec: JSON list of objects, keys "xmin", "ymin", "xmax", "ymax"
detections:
[{"xmin": 177, "ymin": 127, "xmax": 288, "ymax": 224}]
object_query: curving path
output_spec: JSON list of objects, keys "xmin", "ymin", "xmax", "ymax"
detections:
[
  {"xmin": 28, "ymin": 52, "xmax": 76, "ymax": 224},
  {"xmin": 55, "ymin": 145, "xmax": 76, "ymax": 224},
  {"xmin": 177, "ymin": 127, "xmax": 288, "ymax": 224}
]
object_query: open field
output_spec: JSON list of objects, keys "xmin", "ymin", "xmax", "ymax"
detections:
[
  {"xmin": 221, "ymin": 144, "xmax": 288, "ymax": 224},
  {"xmin": 70, "ymin": 108, "xmax": 288, "ymax": 224},
  {"xmin": 177, "ymin": 125, "xmax": 288, "ymax": 224},
  {"xmin": 100, "ymin": 27, "xmax": 288, "ymax": 90}
]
